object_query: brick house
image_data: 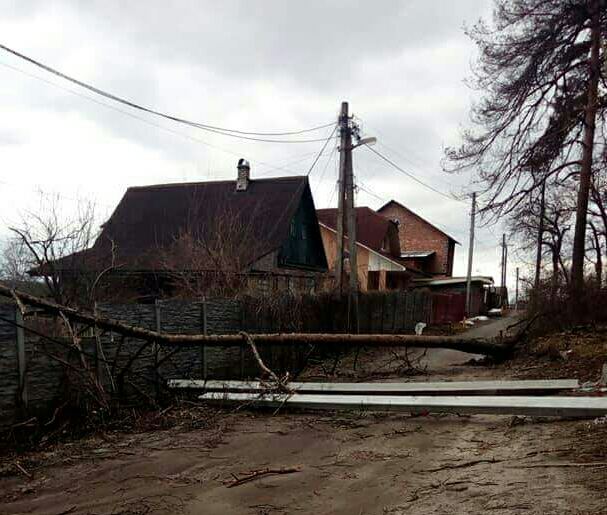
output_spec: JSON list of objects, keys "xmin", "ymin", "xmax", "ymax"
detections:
[
  {"xmin": 316, "ymin": 206, "xmax": 421, "ymax": 291},
  {"xmin": 36, "ymin": 160, "xmax": 329, "ymax": 300},
  {"xmin": 377, "ymin": 200, "xmax": 458, "ymax": 277}
]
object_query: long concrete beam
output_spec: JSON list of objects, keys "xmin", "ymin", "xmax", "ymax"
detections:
[
  {"xmin": 198, "ymin": 392, "xmax": 607, "ymax": 418},
  {"xmin": 169, "ymin": 379, "xmax": 580, "ymax": 396}
]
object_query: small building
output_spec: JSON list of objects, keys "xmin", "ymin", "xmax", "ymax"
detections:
[
  {"xmin": 413, "ymin": 276, "xmax": 495, "ymax": 319},
  {"xmin": 316, "ymin": 206, "xmax": 421, "ymax": 291},
  {"xmin": 378, "ymin": 200, "xmax": 459, "ymax": 277},
  {"xmin": 37, "ymin": 160, "xmax": 329, "ymax": 300}
]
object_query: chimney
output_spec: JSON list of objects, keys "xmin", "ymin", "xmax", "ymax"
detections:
[{"xmin": 236, "ymin": 158, "xmax": 250, "ymax": 191}]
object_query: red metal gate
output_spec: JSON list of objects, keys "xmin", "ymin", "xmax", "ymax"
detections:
[{"xmin": 431, "ymin": 293, "xmax": 465, "ymax": 324}]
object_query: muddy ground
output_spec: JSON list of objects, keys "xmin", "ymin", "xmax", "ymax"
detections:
[{"xmin": 1, "ymin": 316, "xmax": 607, "ymax": 515}]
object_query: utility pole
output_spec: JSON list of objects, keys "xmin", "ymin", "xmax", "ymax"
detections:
[
  {"xmin": 465, "ymin": 192, "xmax": 476, "ymax": 317},
  {"xmin": 335, "ymin": 101, "xmax": 358, "ymax": 294},
  {"xmin": 335, "ymin": 102, "xmax": 349, "ymax": 293},
  {"xmin": 534, "ymin": 180, "xmax": 545, "ymax": 291},
  {"xmin": 333, "ymin": 101, "xmax": 376, "ymax": 330},
  {"xmin": 345, "ymin": 133, "xmax": 358, "ymax": 295},
  {"xmin": 515, "ymin": 267, "xmax": 520, "ymax": 311},
  {"xmin": 502, "ymin": 234, "xmax": 508, "ymax": 307}
]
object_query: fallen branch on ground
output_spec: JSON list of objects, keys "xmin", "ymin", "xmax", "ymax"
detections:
[
  {"xmin": 240, "ymin": 332, "xmax": 292, "ymax": 394},
  {"xmin": 13, "ymin": 461, "xmax": 31, "ymax": 478},
  {"xmin": 507, "ymin": 462, "xmax": 607, "ymax": 469},
  {"xmin": 423, "ymin": 457, "xmax": 506, "ymax": 472},
  {"xmin": 225, "ymin": 466, "xmax": 301, "ymax": 488}
]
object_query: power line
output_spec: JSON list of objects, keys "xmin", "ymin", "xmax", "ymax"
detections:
[
  {"xmin": 0, "ymin": 60, "xmax": 318, "ymax": 177},
  {"xmin": 313, "ymin": 144, "xmax": 338, "ymax": 191},
  {"xmin": 365, "ymin": 145, "xmax": 466, "ymax": 203},
  {"xmin": 0, "ymin": 43, "xmax": 333, "ymax": 143},
  {"xmin": 354, "ymin": 172, "xmax": 499, "ymax": 246},
  {"xmin": 307, "ymin": 125, "xmax": 338, "ymax": 176}
]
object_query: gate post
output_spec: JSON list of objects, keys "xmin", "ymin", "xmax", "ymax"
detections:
[{"xmin": 14, "ymin": 307, "xmax": 28, "ymax": 409}]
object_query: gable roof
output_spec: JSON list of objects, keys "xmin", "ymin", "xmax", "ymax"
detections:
[
  {"xmin": 377, "ymin": 200, "xmax": 460, "ymax": 244},
  {"xmin": 46, "ymin": 176, "xmax": 312, "ymax": 272},
  {"xmin": 317, "ymin": 221, "xmax": 407, "ymax": 271},
  {"xmin": 316, "ymin": 206, "xmax": 397, "ymax": 253}
]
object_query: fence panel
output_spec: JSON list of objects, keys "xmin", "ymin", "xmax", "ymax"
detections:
[
  {"xmin": 1, "ymin": 289, "xmax": 439, "ymax": 428},
  {"xmin": 0, "ymin": 304, "xmax": 19, "ymax": 428}
]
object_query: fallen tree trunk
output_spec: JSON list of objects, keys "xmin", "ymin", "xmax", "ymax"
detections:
[{"xmin": 0, "ymin": 284, "xmax": 512, "ymax": 357}]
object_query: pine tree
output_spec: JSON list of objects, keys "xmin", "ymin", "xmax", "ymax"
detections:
[{"xmin": 445, "ymin": 0, "xmax": 606, "ymax": 310}]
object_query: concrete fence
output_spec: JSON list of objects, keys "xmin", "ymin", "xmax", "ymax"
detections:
[{"xmin": 0, "ymin": 290, "xmax": 432, "ymax": 429}]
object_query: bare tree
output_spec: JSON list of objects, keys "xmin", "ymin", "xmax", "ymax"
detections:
[
  {"xmin": 507, "ymin": 179, "xmax": 574, "ymax": 300},
  {"xmin": 159, "ymin": 199, "xmax": 267, "ymax": 298},
  {"xmin": 8, "ymin": 193, "xmax": 100, "ymax": 306},
  {"xmin": 444, "ymin": 0, "xmax": 606, "ymax": 309},
  {"xmin": 0, "ymin": 236, "xmax": 29, "ymax": 284}
]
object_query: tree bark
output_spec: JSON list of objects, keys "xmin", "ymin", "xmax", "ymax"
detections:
[
  {"xmin": 590, "ymin": 222, "xmax": 602, "ymax": 286},
  {"xmin": 570, "ymin": 0, "xmax": 601, "ymax": 303},
  {"xmin": 534, "ymin": 181, "xmax": 546, "ymax": 291},
  {"xmin": 0, "ymin": 283, "xmax": 512, "ymax": 358},
  {"xmin": 551, "ymin": 247, "xmax": 559, "ymax": 301}
]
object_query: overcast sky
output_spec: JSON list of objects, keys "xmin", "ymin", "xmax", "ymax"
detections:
[{"xmin": 0, "ymin": 1, "xmax": 526, "ymax": 291}]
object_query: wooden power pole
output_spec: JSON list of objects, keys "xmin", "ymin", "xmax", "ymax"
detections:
[
  {"xmin": 335, "ymin": 102, "xmax": 348, "ymax": 292},
  {"xmin": 335, "ymin": 101, "xmax": 358, "ymax": 294},
  {"xmin": 501, "ymin": 234, "xmax": 508, "ymax": 307},
  {"xmin": 465, "ymin": 192, "xmax": 476, "ymax": 317}
]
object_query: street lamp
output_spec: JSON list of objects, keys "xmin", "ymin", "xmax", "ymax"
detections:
[{"xmin": 352, "ymin": 136, "xmax": 377, "ymax": 149}]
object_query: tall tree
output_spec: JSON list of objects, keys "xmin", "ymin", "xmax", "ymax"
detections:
[{"xmin": 445, "ymin": 0, "xmax": 606, "ymax": 308}]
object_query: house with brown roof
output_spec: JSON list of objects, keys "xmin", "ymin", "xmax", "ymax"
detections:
[
  {"xmin": 377, "ymin": 200, "xmax": 459, "ymax": 277},
  {"xmin": 39, "ymin": 160, "xmax": 329, "ymax": 300},
  {"xmin": 316, "ymin": 206, "xmax": 421, "ymax": 291}
]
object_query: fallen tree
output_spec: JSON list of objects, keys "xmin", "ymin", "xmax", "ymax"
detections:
[{"xmin": 0, "ymin": 283, "xmax": 514, "ymax": 358}]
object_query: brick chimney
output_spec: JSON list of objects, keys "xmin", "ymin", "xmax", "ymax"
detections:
[{"xmin": 236, "ymin": 158, "xmax": 250, "ymax": 191}]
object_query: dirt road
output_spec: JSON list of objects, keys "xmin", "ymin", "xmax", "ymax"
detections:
[{"xmin": 1, "ymin": 317, "xmax": 606, "ymax": 515}]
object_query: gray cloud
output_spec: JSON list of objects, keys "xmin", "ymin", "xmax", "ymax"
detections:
[{"xmin": 0, "ymin": 0, "xmax": 510, "ymax": 285}]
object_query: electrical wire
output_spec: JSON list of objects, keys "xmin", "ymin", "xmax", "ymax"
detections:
[
  {"xmin": 0, "ymin": 60, "xmax": 321, "ymax": 177},
  {"xmin": 365, "ymin": 145, "xmax": 466, "ymax": 203},
  {"xmin": 314, "ymin": 144, "xmax": 338, "ymax": 189},
  {"xmin": 354, "ymin": 171, "xmax": 500, "ymax": 246},
  {"xmin": 0, "ymin": 43, "xmax": 334, "ymax": 143},
  {"xmin": 307, "ymin": 125, "xmax": 338, "ymax": 176}
]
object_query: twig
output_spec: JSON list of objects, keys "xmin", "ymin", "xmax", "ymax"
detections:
[
  {"xmin": 240, "ymin": 331, "xmax": 293, "ymax": 396},
  {"xmin": 13, "ymin": 461, "xmax": 32, "ymax": 478},
  {"xmin": 10, "ymin": 289, "xmax": 26, "ymax": 315},
  {"xmin": 507, "ymin": 462, "xmax": 607, "ymax": 469},
  {"xmin": 423, "ymin": 457, "xmax": 506, "ymax": 472},
  {"xmin": 11, "ymin": 417, "xmax": 37, "ymax": 429},
  {"xmin": 45, "ymin": 401, "xmax": 68, "ymax": 427},
  {"xmin": 240, "ymin": 331, "xmax": 279, "ymax": 382},
  {"xmin": 225, "ymin": 466, "xmax": 301, "ymax": 488}
]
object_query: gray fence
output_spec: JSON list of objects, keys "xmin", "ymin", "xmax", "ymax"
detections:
[{"xmin": 0, "ymin": 291, "xmax": 432, "ymax": 429}]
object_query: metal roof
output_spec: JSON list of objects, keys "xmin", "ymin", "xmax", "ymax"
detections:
[
  {"xmin": 414, "ymin": 276, "xmax": 494, "ymax": 287},
  {"xmin": 400, "ymin": 251, "xmax": 436, "ymax": 258}
]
